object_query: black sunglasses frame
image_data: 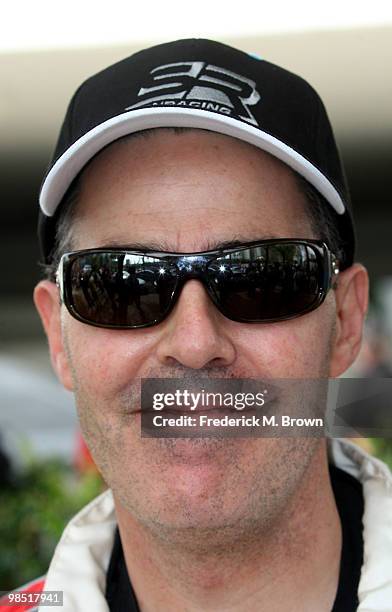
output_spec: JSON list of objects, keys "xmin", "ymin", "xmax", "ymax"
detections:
[{"xmin": 56, "ymin": 239, "xmax": 339, "ymax": 330}]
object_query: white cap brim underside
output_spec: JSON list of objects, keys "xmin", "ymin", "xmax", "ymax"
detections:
[{"xmin": 39, "ymin": 107, "xmax": 345, "ymax": 216}]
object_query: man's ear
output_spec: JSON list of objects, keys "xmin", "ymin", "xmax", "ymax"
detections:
[
  {"xmin": 33, "ymin": 280, "xmax": 74, "ymax": 391},
  {"xmin": 329, "ymin": 263, "xmax": 369, "ymax": 377}
]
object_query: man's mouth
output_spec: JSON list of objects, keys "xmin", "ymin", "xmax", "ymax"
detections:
[
  {"xmin": 139, "ymin": 394, "xmax": 278, "ymax": 416},
  {"xmin": 129, "ymin": 378, "xmax": 280, "ymax": 415}
]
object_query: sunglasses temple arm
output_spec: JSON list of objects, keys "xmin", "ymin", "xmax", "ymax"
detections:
[
  {"xmin": 330, "ymin": 253, "xmax": 340, "ymax": 290},
  {"xmin": 55, "ymin": 257, "xmax": 65, "ymax": 302}
]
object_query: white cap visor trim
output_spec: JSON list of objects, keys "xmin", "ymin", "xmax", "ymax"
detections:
[{"xmin": 39, "ymin": 107, "xmax": 346, "ymax": 217}]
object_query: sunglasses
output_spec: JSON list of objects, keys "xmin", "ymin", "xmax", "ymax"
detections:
[{"xmin": 56, "ymin": 239, "xmax": 339, "ymax": 329}]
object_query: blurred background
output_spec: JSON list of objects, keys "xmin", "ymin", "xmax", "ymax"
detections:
[{"xmin": 1, "ymin": 0, "xmax": 392, "ymax": 591}]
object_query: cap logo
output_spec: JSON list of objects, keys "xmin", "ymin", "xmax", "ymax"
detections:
[{"xmin": 125, "ymin": 62, "xmax": 261, "ymax": 126}]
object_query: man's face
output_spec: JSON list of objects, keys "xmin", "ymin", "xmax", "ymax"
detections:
[{"xmin": 36, "ymin": 130, "xmax": 351, "ymax": 541}]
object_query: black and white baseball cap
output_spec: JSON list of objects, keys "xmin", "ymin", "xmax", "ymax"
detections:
[{"xmin": 38, "ymin": 38, "xmax": 355, "ymax": 266}]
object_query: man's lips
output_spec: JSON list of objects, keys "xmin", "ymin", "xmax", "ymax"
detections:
[
  {"xmin": 135, "ymin": 397, "xmax": 278, "ymax": 415},
  {"xmin": 129, "ymin": 379, "xmax": 280, "ymax": 414},
  {"xmin": 150, "ymin": 406, "xmax": 257, "ymax": 414},
  {"xmin": 133, "ymin": 406, "xmax": 257, "ymax": 415}
]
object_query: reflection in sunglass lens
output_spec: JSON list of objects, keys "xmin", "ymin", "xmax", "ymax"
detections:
[
  {"xmin": 68, "ymin": 253, "xmax": 177, "ymax": 326},
  {"xmin": 207, "ymin": 243, "xmax": 321, "ymax": 321}
]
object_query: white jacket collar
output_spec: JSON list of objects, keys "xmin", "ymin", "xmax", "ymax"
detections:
[
  {"xmin": 40, "ymin": 439, "xmax": 392, "ymax": 611},
  {"xmin": 328, "ymin": 439, "xmax": 392, "ymax": 611}
]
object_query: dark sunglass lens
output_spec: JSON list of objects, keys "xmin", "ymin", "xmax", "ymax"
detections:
[
  {"xmin": 67, "ymin": 253, "xmax": 177, "ymax": 327},
  {"xmin": 207, "ymin": 243, "xmax": 322, "ymax": 321}
]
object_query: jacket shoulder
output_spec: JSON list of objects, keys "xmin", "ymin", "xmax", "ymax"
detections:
[{"xmin": 0, "ymin": 576, "xmax": 46, "ymax": 611}]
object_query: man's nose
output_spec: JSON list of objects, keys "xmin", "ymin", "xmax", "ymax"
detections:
[{"xmin": 156, "ymin": 280, "xmax": 236, "ymax": 369}]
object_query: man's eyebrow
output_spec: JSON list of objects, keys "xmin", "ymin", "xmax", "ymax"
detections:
[
  {"xmin": 95, "ymin": 236, "xmax": 278, "ymax": 252},
  {"xmin": 97, "ymin": 240, "xmax": 170, "ymax": 251}
]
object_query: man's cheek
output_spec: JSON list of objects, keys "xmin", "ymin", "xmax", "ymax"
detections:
[
  {"xmin": 64, "ymin": 331, "xmax": 120, "ymax": 395},
  {"xmin": 249, "ymin": 328, "xmax": 316, "ymax": 372},
  {"xmin": 64, "ymin": 320, "xmax": 155, "ymax": 388},
  {"xmin": 255, "ymin": 319, "xmax": 333, "ymax": 376}
]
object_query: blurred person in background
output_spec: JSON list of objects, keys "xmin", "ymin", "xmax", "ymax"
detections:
[{"xmin": 352, "ymin": 321, "xmax": 392, "ymax": 378}]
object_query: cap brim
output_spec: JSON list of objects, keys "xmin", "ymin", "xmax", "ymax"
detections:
[{"xmin": 40, "ymin": 107, "xmax": 345, "ymax": 217}]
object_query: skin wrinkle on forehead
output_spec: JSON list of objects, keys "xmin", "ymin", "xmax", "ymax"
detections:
[
  {"xmin": 81, "ymin": 235, "xmax": 281, "ymax": 254},
  {"xmin": 70, "ymin": 182, "xmax": 309, "ymax": 243},
  {"xmin": 70, "ymin": 212, "xmax": 314, "ymax": 255}
]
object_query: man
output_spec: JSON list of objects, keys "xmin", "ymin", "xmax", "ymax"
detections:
[{"xmin": 5, "ymin": 39, "xmax": 392, "ymax": 611}]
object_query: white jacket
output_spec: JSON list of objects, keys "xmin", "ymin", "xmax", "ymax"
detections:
[{"xmin": 39, "ymin": 439, "xmax": 392, "ymax": 611}]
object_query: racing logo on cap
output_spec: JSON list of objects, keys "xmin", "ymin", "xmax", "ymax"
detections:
[{"xmin": 125, "ymin": 62, "xmax": 261, "ymax": 126}]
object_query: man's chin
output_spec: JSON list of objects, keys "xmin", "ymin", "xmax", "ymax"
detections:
[
  {"xmin": 152, "ymin": 436, "xmax": 239, "ymax": 462},
  {"xmin": 115, "ymin": 441, "xmax": 250, "ymax": 534},
  {"xmin": 151, "ymin": 441, "xmax": 232, "ymax": 502}
]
